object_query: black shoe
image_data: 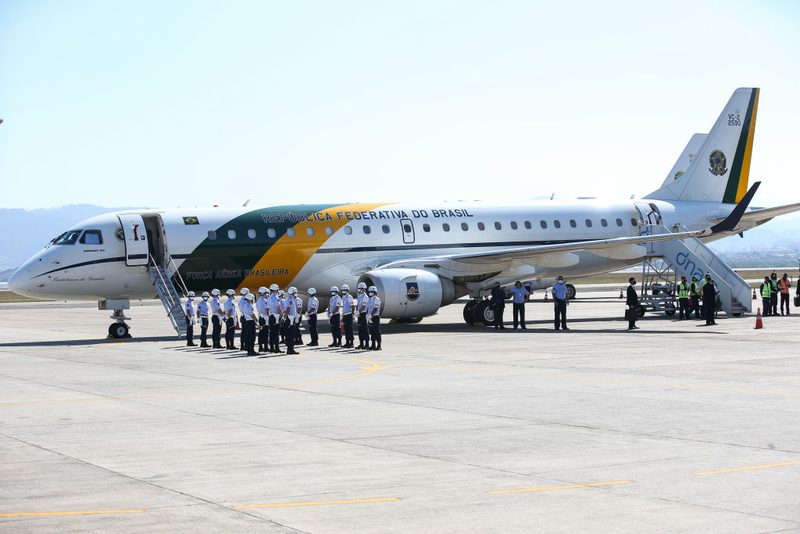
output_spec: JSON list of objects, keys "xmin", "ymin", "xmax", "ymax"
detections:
[
  {"xmin": 563, "ymin": 327, "xmax": 569, "ymax": 330},
  {"xmin": 287, "ymin": 349, "xmax": 298, "ymax": 355},
  {"xmin": 328, "ymin": 342, "xmax": 337, "ymax": 347},
  {"xmin": 308, "ymin": 341, "xmax": 318, "ymax": 346},
  {"xmin": 187, "ymin": 342, "xmax": 196, "ymax": 346}
]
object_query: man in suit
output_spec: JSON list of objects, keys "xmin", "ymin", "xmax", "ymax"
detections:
[{"xmin": 626, "ymin": 277, "xmax": 640, "ymax": 330}]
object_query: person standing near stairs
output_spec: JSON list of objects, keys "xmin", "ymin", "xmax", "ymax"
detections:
[
  {"xmin": 197, "ymin": 291, "xmax": 210, "ymax": 347},
  {"xmin": 185, "ymin": 291, "xmax": 196, "ymax": 346},
  {"xmin": 224, "ymin": 289, "xmax": 237, "ymax": 349}
]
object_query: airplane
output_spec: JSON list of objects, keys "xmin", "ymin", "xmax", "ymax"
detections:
[{"xmin": 8, "ymin": 87, "xmax": 800, "ymax": 338}]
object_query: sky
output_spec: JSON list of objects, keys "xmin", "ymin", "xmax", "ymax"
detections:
[{"xmin": 1, "ymin": 0, "xmax": 799, "ymax": 212}]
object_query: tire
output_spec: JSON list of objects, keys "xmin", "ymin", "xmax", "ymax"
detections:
[
  {"xmin": 474, "ymin": 300, "xmax": 496, "ymax": 326},
  {"xmin": 664, "ymin": 302, "xmax": 676, "ymax": 316},
  {"xmin": 109, "ymin": 323, "xmax": 129, "ymax": 338},
  {"xmin": 463, "ymin": 300, "xmax": 478, "ymax": 326},
  {"xmin": 637, "ymin": 305, "xmax": 646, "ymax": 318},
  {"xmin": 566, "ymin": 284, "xmax": 576, "ymax": 300}
]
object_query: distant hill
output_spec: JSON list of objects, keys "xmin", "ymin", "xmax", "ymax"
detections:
[{"xmin": 0, "ymin": 204, "xmax": 139, "ymax": 271}]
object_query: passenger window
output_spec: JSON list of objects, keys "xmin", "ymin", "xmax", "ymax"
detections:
[
  {"xmin": 631, "ymin": 218, "xmax": 638, "ymax": 226},
  {"xmin": 344, "ymin": 226, "xmax": 352, "ymax": 235},
  {"xmin": 54, "ymin": 230, "xmax": 82, "ymax": 245},
  {"xmin": 423, "ymin": 223, "xmax": 431, "ymax": 232},
  {"xmin": 524, "ymin": 221, "xmax": 532, "ymax": 229},
  {"xmin": 403, "ymin": 223, "xmax": 412, "ymax": 233},
  {"xmin": 363, "ymin": 225, "xmax": 371, "ymax": 234},
  {"xmin": 287, "ymin": 228, "xmax": 296, "ymax": 237},
  {"xmin": 443, "ymin": 223, "xmax": 450, "ymax": 232},
  {"xmin": 247, "ymin": 229, "xmax": 256, "ymax": 239},
  {"xmin": 510, "ymin": 221, "xmax": 518, "ymax": 230},
  {"xmin": 207, "ymin": 230, "xmax": 217, "ymax": 241},
  {"xmin": 267, "ymin": 228, "xmax": 277, "ymax": 238},
  {"xmin": 228, "ymin": 229, "xmax": 236, "ymax": 240},
  {"xmin": 461, "ymin": 222, "xmax": 469, "ymax": 231},
  {"xmin": 601, "ymin": 219, "xmax": 608, "ymax": 227},
  {"xmin": 477, "ymin": 222, "xmax": 485, "ymax": 231},
  {"xmin": 554, "ymin": 220, "xmax": 561, "ymax": 229},
  {"xmin": 79, "ymin": 230, "xmax": 103, "ymax": 245},
  {"xmin": 382, "ymin": 224, "xmax": 390, "ymax": 234},
  {"xmin": 307, "ymin": 227, "xmax": 315, "ymax": 236},
  {"xmin": 616, "ymin": 218, "xmax": 623, "ymax": 227},
  {"xmin": 540, "ymin": 220, "xmax": 547, "ymax": 229},
  {"xmin": 326, "ymin": 226, "xmax": 334, "ymax": 235},
  {"xmin": 494, "ymin": 222, "xmax": 502, "ymax": 230},
  {"xmin": 585, "ymin": 219, "xmax": 592, "ymax": 228},
  {"xmin": 569, "ymin": 219, "xmax": 577, "ymax": 228}
]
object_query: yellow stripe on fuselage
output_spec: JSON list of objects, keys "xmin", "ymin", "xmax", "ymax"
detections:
[
  {"xmin": 735, "ymin": 88, "xmax": 759, "ymax": 203},
  {"xmin": 240, "ymin": 203, "xmax": 393, "ymax": 289}
]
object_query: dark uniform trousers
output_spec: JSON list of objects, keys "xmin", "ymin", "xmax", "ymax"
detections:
[
  {"xmin": 329, "ymin": 314, "xmax": 342, "ymax": 345},
  {"xmin": 258, "ymin": 317, "xmax": 268, "ymax": 350},
  {"xmin": 370, "ymin": 315, "xmax": 381, "ymax": 346},
  {"xmin": 308, "ymin": 313, "xmax": 318, "ymax": 343},
  {"xmin": 342, "ymin": 313, "xmax": 354, "ymax": 344},
  {"xmin": 185, "ymin": 317, "xmax": 194, "ymax": 345},
  {"xmin": 554, "ymin": 298, "xmax": 567, "ymax": 329},
  {"xmin": 211, "ymin": 315, "xmax": 222, "ymax": 347},
  {"xmin": 358, "ymin": 312, "xmax": 369, "ymax": 345},
  {"xmin": 224, "ymin": 317, "xmax": 235, "ymax": 349},
  {"xmin": 239, "ymin": 315, "xmax": 246, "ymax": 349},
  {"xmin": 513, "ymin": 302, "xmax": 526, "ymax": 328},
  {"xmin": 678, "ymin": 298, "xmax": 689, "ymax": 320},
  {"xmin": 269, "ymin": 315, "xmax": 280, "ymax": 347},
  {"xmin": 199, "ymin": 316, "xmax": 209, "ymax": 346}
]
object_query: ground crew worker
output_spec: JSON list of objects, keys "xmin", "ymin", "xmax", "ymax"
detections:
[
  {"xmin": 185, "ymin": 291, "xmax": 196, "ymax": 346},
  {"xmin": 689, "ymin": 276, "xmax": 702, "ymax": 319},
  {"xmin": 677, "ymin": 276, "xmax": 690, "ymax": 320},
  {"xmin": 778, "ymin": 273, "xmax": 791, "ymax": 316},
  {"xmin": 703, "ymin": 275, "xmax": 718, "ymax": 325},
  {"xmin": 328, "ymin": 286, "xmax": 342, "ymax": 347},
  {"xmin": 491, "ymin": 282, "xmax": 506, "ymax": 330},
  {"xmin": 238, "ymin": 288, "xmax": 249, "ymax": 350},
  {"xmin": 294, "ymin": 291, "xmax": 304, "ymax": 346},
  {"xmin": 210, "ymin": 289, "xmax": 224, "ymax": 348},
  {"xmin": 242, "ymin": 293, "xmax": 258, "ymax": 356},
  {"xmin": 626, "ymin": 277, "xmax": 639, "ymax": 330},
  {"xmin": 356, "ymin": 282, "xmax": 370, "ymax": 348},
  {"xmin": 367, "ymin": 285, "xmax": 381, "ymax": 350},
  {"xmin": 760, "ymin": 276, "xmax": 773, "ymax": 316},
  {"xmin": 223, "ymin": 289, "xmax": 236, "ymax": 349},
  {"xmin": 266, "ymin": 284, "xmax": 282, "ymax": 353},
  {"xmin": 551, "ymin": 276, "xmax": 569, "ymax": 330},
  {"xmin": 256, "ymin": 286, "xmax": 269, "ymax": 352},
  {"xmin": 341, "ymin": 284, "xmax": 355, "ymax": 348},
  {"xmin": 284, "ymin": 287, "xmax": 299, "ymax": 355},
  {"xmin": 770, "ymin": 272, "xmax": 779, "ymax": 316},
  {"xmin": 508, "ymin": 281, "xmax": 530, "ymax": 329},
  {"xmin": 197, "ymin": 291, "xmax": 210, "ymax": 347},
  {"xmin": 307, "ymin": 288, "xmax": 319, "ymax": 346}
]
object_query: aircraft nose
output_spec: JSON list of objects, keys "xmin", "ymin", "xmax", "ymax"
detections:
[{"xmin": 7, "ymin": 264, "xmax": 34, "ymax": 296}]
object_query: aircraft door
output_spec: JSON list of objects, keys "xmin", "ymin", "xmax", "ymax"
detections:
[
  {"xmin": 117, "ymin": 214, "xmax": 149, "ymax": 266},
  {"xmin": 401, "ymin": 218, "xmax": 415, "ymax": 244}
]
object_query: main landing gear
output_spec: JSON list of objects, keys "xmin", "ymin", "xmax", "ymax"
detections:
[{"xmin": 463, "ymin": 300, "xmax": 495, "ymax": 326}]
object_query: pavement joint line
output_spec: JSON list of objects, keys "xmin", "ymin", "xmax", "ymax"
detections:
[
  {"xmin": 488, "ymin": 480, "xmax": 634, "ymax": 494},
  {"xmin": 0, "ymin": 509, "xmax": 145, "ymax": 517},
  {"xmin": 694, "ymin": 460, "xmax": 800, "ymax": 475},
  {"xmin": 233, "ymin": 497, "xmax": 401, "ymax": 508}
]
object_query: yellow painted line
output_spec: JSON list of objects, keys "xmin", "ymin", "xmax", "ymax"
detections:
[
  {"xmin": 488, "ymin": 480, "xmax": 634, "ymax": 494},
  {"xmin": 234, "ymin": 497, "xmax": 400, "ymax": 509},
  {"xmin": 366, "ymin": 359, "xmax": 800, "ymax": 397},
  {"xmin": 695, "ymin": 460, "xmax": 800, "ymax": 476},
  {"xmin": 0, "ymin": 509, "xmax": 144, "ymax": 517},
  {"xmin": 0, "ymin": 355, "xmax": 390, "ymax": 408}
]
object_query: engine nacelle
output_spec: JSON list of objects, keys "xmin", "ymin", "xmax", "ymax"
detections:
[{"xmin": 358, "ymin": 269, "xmax": 456, "ymax": 319}]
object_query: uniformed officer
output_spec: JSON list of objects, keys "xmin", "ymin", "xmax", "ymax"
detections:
[
  {"xmin": 278, "ymin": 290, "xmax": 288, "ymax": 345},
  {"xmin": 306, "ymin": 288, "xmax": 319, "ymax": 346},
  {"xmin": 209, "ymin": 288, "xmax": 224, "ymax": 348},
  {"xmin": 341, "ymin": 284, "xmax": 355, "ymax": 348},
  {"xmin": 238, "ymin": 288, "xmax": 249, "ymax": 350},
  {"xmin": 356, "ymin": 282, "xmax": 370, "ymax": 349},
  {"xmin": 677, "ymin": 276, "xmax": 690, "ymax": 320},
  {"xmin": 689, "ymin": 276, "xmax": 702, "ymax": 319},
  {"xmin": 761, "ymin": 275, "xmax": 773, "ymax": 316},
  {"xmin": 294, "ymin": 291, "xmax": 304, "ymax": 346},
  {"xmin": 491, "ymin": 282, "xmax": 506, "ymax": 330},
  {"xmin": 197, "ymin": 291, "xmax": 211, "ymax": 347},
  {"xmin": 551, "ymin": 276, "xmax": 569, "ymax": 330},
  {"xmin": 770, "ymin": 272, "xmax": 779, "ymax": 316},
  {"xmin": 256, "ymin": 286, "xmax": 269, "ymax": 352},
  {"xmin": 508, "ymin": 281, "xmax": 530, "ymax": 329},
  {"xmin": 367, "ymin": 285, "xmax": 381, "ymax": 350},
  {"xmin": 184, "ymin": 291, "xmax": 196, "ymax": 346},
  {"xmin": 223, "ymin": 289, "xmax": 237, "ymax": 349},
  {"xmin": 284, "ymin": 287, "xmax": 299, "ymax": 355},
  {"xmin": 242, "ymin": 293, "xmax": 258, "ymax": 356},
  {"xmin": 328, "ymin": 286, "xmax": 342, "ymax": 347},
  {"xmin": 266, "ymin": 283, "xmax": 283, "ymax": 353}
]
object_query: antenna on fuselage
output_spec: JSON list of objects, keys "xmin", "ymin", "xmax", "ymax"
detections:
[{"xmin": 242, "ymin": 199, "xmax": 250, "ymax": 207}]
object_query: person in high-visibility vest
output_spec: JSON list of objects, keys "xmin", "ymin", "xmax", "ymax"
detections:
[
  {"xmin": 770, "ymin": 272, "xmax": 780, "ymax": 316},
  {"xmin": 760, "ymin": 275, "xmax": 773, "ymax": 316},
  {"xmin": 677, "ymin": 275, "xmax": 690, "ymax": 320},
  {"xmin": 778, "ymin": 273, "xmax": 792, "ymax": 315},
  {"xmin": 690, "ymin": 275, "xmax": 702, "ymax": 319}
]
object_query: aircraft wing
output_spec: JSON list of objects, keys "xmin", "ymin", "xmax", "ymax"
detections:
[{"xmin": 739, "ymin": 202, "xmax": 800, "ymax": 226}]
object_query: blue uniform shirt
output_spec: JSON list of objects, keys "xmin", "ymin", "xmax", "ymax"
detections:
[
  {"xmin": 509, "ymin": 286, "xmax": 529, "ymax": 304},
  {"xmin": 552, "ymin": 282, "xmax": 568, "ymax": 300}
]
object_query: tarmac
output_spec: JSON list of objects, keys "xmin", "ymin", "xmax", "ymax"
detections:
[{"xmin": 1, "ymin": 291, "xmax": 799, "ymax": 533}]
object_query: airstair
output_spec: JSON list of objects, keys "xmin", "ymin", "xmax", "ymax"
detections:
[
  {"xmin": 150, "ymin": 257, "xmax": 189, "ymax": 338},
  {"xmin": 646, "ymin": 226, "xmax": 750, "ymax": 316}
]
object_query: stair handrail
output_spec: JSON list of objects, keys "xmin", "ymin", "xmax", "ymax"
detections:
[{"xmin": 164, "ymin": 255, "xmax": 190, "ymax": 297}]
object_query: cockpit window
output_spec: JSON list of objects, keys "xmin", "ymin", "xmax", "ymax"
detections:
[
  {"xmin": 53, "ymin": 230, "xmax": 82, "ymax": 245},
  {"xmin": 79, "ymin": 230, "xmax": 103, "ymax": 245}
]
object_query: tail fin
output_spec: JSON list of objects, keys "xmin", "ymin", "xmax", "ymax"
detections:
[
  {"xmin": 646, "ymin": 88, "xmax": 759, "ymax": 204},
  {"xmin": 658, "ymin": 133, "xmax": 707, "ymax": 188}
]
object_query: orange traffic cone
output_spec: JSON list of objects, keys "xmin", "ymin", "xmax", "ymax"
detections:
[
  {"xmin": 752, "ymin": 288, "xmax": 757, "ymax": 300},
  {"xmin": 619, "ymin": 289, "xmax": 624, "ymax": 299},
  {"xmin": 754, "ymin": 308, "xmax": 763, "ymax": 329}
]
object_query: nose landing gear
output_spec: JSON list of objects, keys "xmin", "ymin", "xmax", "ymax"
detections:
[{"xmin": 99, "ymin": 300, "xmax": 132, "ymax": 339}]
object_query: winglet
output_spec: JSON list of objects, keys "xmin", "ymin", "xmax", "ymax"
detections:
[{"xmin": 709, "ymin": 181, "xmax": 761, "ymax": 234}]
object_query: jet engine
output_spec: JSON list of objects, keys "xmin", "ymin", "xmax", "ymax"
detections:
[{"xmin": 358, "ymin": 269, "xmax": 456, "ymax": 320}]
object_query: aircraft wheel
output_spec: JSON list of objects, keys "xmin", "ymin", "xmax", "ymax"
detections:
[
  {"xmin": 664, "ymin": 302, "xmax": 676, "ymax": 316},
  {"xmin": 463, "ymin": 300, "xmax": 478, "ymax": 325},
  {"xmin": 474, "ymin": 300, "xmax": 496, "ymax": 326},
  {"xmin": 637, "ymin": 305, "xmax": 646, "ymax": 318},
  {"xmin": 566, "ymin": 284, "xmax": 576, "ymax": 300},
  {"xmin": 108, "ymin": 323, "xmax": 130, "ymax": 339}
]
